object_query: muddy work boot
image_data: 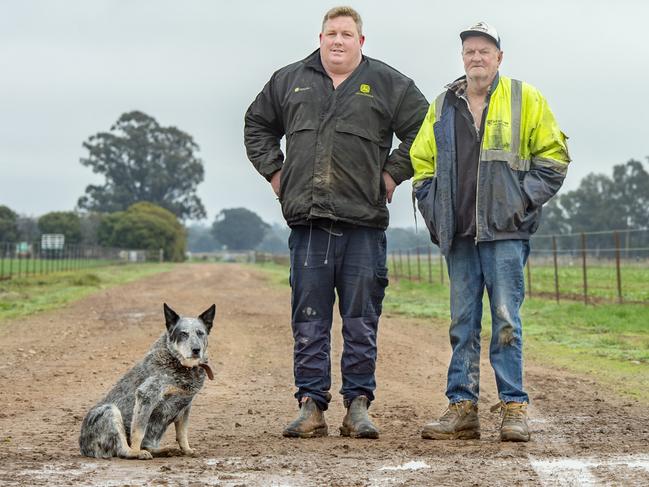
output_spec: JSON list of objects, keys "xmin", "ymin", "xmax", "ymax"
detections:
[
  {"xmin": 421, "ymin": 400, "xmax": 480, "ymax": 440},
  {"xmin": 491, "ymin": 401, "xmax": 530, "ymax": 442},
  {"xmin": 340, "ymin": 396, "xmax": 379, "ymax": 439},
  {"xmin": 282, "ymin": 396, "xmax": 328, "ymax": 438}
]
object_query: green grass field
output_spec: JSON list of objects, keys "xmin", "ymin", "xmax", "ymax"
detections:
[
  {"xmin": 525, "ymin": 262, "xmax": 649, "ymax": 302},
  {"xmin": 0, "ymin": 263, "xmax": 173, "ymax": 323},
  {"xmin": 253, "ymin": 261, "xmax": 649, "ymax": 400}
]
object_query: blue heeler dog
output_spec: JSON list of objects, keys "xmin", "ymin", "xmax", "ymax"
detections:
[{"xmin": 79, "ymin": 303, "xmax": 215, "ymax": 459}]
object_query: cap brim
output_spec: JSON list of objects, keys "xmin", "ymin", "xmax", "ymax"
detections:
[{"xmin": 460, "ymin": 31, "xmax": 500, "ymax": 48}]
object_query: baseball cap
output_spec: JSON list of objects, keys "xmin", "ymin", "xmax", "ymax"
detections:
[{"xmin": 460, "ymin": 21, "xmax": 501, "ymax": 49}]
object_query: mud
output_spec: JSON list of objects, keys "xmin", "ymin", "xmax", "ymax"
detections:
[{"xmin": 1, "ymin": 263, "xmax": 648, "ymax": 486}]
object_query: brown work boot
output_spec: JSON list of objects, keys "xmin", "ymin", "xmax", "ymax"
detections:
[
  {"xmin": 340, "ymin": 396, "xmax": 380, "ymax": 439},
  {"xmin": 421, "ymin": 400, "xmax": 480, "ymax": 440},
  {"xmin": 282, "ymin": 397, "xmax": 328, "ymax": 438},
  {"xmin": 491, "ymin": 401, "xmax": 530, "ymax": 442}
]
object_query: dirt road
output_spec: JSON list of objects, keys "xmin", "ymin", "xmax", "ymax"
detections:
[{"xmin": 1, "ymin": 263, "xmax": 648, "ymax": 486}]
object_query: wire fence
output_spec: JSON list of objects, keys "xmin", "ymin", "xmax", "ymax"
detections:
[
  {"xmin": 387, "ymin": 229, "xmax": 649, "ymax": 304},
  {"xmin": 0, "ymin": 241, "xmax": 157, "ymax": 281}
]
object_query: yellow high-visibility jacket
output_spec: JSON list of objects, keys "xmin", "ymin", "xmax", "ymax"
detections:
[{"xmin": 410, "ymin": 74, "xmax": 570, "ymax": 255}]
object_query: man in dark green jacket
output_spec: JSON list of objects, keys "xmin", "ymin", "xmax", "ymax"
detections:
[{"xmin": 244, "ymin": 6, "xmax": 427, "ymax": 439}]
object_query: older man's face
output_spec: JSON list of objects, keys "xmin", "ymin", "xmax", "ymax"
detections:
[
  {"xmin": 319, "ymin": 16, "xmax": 364, "ymax": 75},
  {"xmin": 462, "ymin": 36, "xmax": 502, "ymax": 83}
]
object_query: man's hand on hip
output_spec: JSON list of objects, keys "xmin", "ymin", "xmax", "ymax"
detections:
[
  {"xmin": 382, "ymin": 171, "xmax": 396, "ymax": 203},
  {"xmin": 270, "ymin": 169, "xmax": 282, "ymax": 197}
]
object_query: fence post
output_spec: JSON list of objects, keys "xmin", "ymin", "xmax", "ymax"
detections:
[
  {"xmin": 552, "ymin": 236, "xmax": 560, "ymax": 304},
  {"xmin": 406, "ymin": 250, "xmax": 412, "ymax": 281},
  {"xmin": 398, "ymin": 250, "xmax": 403, "ymax": 279},
  {"xmin": 391, "ymin": 252, "xmax": 399, "ymax": 281},
  {"xmin": 427, "ymin": 245, "xmax": 432, "ymax": 284},
  {"xmin": 581, "ymin": 232, "xmax": 588, "ymax": 305},
  {"xmin": 159, "ymin": 248, "xmax": 164, "ymax": 263},
  {"xmin": 1, "ymin": 242, "xmax": 5, "ymax": 280},
  {"xmin": 526, "ymin": 259, "xmax": 532, "ymax": 298},
  {"xmin": 32, "ymin": 243, "xmax": 37, "ymax": 276},
  {"xmin": 17, "ymin": 245, "xmax": 23, "ymax": 278},
  {"xmin": 9, "ymin": 243, "xmax": 13, "ymax": 279},
  {"xmin": 416, "ymin": 247, "xmax": 421, "ymax": 281},
  {"xmin": 614, "ymin": 231, "xmax": 622, "ymax": 304}
]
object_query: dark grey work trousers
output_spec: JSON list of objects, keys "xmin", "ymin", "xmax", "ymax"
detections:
[{"xmin": 288, "ymin": 223, "xmax": 388, "ymax": 411}]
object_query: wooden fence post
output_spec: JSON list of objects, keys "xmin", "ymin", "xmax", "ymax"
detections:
[{"xmin": 615, "ymin": 231, "xmax": 622, "ymax": 303}]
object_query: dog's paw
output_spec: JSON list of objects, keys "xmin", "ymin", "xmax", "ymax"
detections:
[
  {"xmin": 180, "ymin": 447, "xmax": 196, "ymax": 457},
  {"xmin": 137, "ymin": 450, "xmax": 153, "ymax": 460}
]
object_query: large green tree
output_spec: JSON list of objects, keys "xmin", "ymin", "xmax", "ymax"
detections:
[
  {"xmin": 0, "ymin": 205, "xmax": 19, "ymax": 242},
  {"xmin": 609, "ymin": 158, "xmax": 649, "ymax": 229},
  {"xmin": 38, "ymin": 211, "xmax": 82, "ymax": 243},
  {"xmin": 211, "ymin": 208, "xmax": 269, "ymax": 251},
  {"xmin": 78, "ymin": 111, "xmax": 206, "ymax": 220},
  {"xmin": 98, "ymin": 202, "xmax": 186, "ymax": 261},
  {"xmin": 557, "ymin": 158, "xmax": 649, "ymax": 233}
]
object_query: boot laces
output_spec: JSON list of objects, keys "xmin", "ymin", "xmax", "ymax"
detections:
[
  {"xmin": 490, "ymin": 401, "xmax": 527, "ymax": 422},
  {"xmin": 440, "ymin": 402, "xmax": 467, "ymax": 423}
]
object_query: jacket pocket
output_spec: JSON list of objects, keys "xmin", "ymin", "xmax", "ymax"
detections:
[
  {"xmin": 416, "ymin": 178, "xmax": 440, "ymax": 245},
  {"xmin": 282, "ymin": 123, "xmax": 317, "ymax": 204},
  {"xmin": 483, "ymin": 162, "xmax": 528, "ymax": 233},
  {"xmin": 332, "ymin": 120, "xmax": 383, "ymax": 207}
]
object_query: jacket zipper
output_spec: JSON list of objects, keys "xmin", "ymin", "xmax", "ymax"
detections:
[{"xmin": 461, "ymin": 94, "xmax": 489, "ymax": 245}]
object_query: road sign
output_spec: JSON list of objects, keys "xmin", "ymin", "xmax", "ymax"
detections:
[{"xmin": 41, "ymin": 234, "xmax": 65, "ymax": 250}]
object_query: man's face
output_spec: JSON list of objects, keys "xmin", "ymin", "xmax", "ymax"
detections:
[
  {"xmin": 319, "ymin": 16, "xmax": 365, "ymax": 74},
  {"xmin": 462, "ymin": 36, "xmax": 503, "ymax": 83}
]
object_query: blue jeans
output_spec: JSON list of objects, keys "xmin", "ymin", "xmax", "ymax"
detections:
[
  {"xmin": 288, "ymin": 224, "xmax": 388, "ymax": 411},
  {"xmin": 445, "ymin": 237, "xmax": 530, "ymax": 404}
]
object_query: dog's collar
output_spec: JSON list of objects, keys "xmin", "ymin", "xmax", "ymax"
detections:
[{"xmin": 199, "ymin": 362, "xmax": 214, "ymax": 380}]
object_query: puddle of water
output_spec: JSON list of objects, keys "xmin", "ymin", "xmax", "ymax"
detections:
[
  {"xmin": 530, "ymin": 455, "xmax": 649, "ymax": 486},
  {"xmin": 380, "ymin": 460, "xmax": 430, "ymax": 471}
]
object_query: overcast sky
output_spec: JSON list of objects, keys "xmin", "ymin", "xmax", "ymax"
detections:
[{"xmin": 2, "ymin": 0, "xmax": 647, "ymax": 228}]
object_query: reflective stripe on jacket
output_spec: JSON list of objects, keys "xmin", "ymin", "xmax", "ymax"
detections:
[{"xmin": 410, "ymin": 74, "xmax": 570, "ymax": 255}]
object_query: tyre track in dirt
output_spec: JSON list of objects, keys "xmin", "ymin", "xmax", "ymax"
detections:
[{"xmin": 0, "ymin": 263, "xmax": 648, "ymax": 486}]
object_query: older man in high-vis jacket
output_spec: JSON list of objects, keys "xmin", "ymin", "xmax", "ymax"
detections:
[{"xmin": 410, "ymin": 21, "xmax": 570, "ymax": 442}]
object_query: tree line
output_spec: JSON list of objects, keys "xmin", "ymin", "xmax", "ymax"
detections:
[
  {"xmin": 1, "ymin": 110, "xmax": 647, "ymax": 258},
  {"xmin": 538, "ymin": 158, "xmax": 649, "ymax": 235}
]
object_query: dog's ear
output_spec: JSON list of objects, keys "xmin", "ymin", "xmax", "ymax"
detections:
[
  {"xmin": 198, "ymin": 304, "xmax": 216, "ymax": 333},
  {"xmin": 163, "ymin": 303, "xmax": 180, "ymax": 331}
]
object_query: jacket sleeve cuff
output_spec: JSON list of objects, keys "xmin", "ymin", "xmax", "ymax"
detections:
[
  {"xmin": 260, "ymin": 161, "xmax": 284, "ymax": 182},
  {"xmin": 383, "ymin": 165, "xmax": 412, "ymax": 186}
]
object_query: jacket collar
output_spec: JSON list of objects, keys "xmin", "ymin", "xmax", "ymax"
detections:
[
  {"xmin": 303, "ymin": 48, "xmax": 367, "ymax": 76},
  {"xmin": 446, "ymin": 72, "xmax": 500, "ymax": 98},
  {"xmin": 303, "ymin": 49, "xmax": 325, "ymax": 73}
]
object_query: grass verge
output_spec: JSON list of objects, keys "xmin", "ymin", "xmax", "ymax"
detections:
[
  {"xmin": 252, "ymin": 261, "xmax": 649, "ymax": 400},
  {"xmin": 0, "ymin": 263, "xmax": 173, "ymax": 323}
]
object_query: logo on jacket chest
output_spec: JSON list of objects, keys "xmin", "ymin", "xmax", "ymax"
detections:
[{"xmin": 355, "ymin": 83, "xmax": 373, "ymax": 98}]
